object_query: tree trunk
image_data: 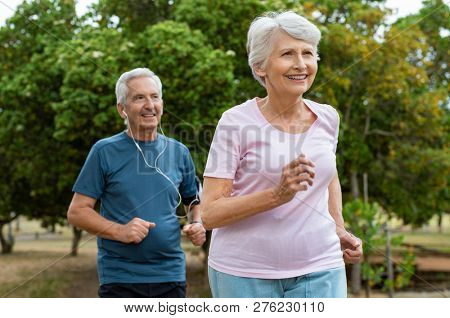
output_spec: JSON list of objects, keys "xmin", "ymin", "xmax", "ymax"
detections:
[
  {"xmin": 71, "ymin": 227, "xmax": 83, "ymax": 256},
  {"xmin": 0, "ymin": 223, "xmax": 14, "ymax": 254},
  {"xmin": 201, "ymin": 230, "xmax": 212, "ymax": 284},
  {"xmin": 351, "ymin": 264, "xmax": 361, "ymax": 296},
  {"xmin": 15, "ymin": 217, "xmax": 20, "ymax": 232},
  {"xmin": 364, "ymin": 255, "xmax": 371, "ymax": 298},
  {"xmin": 351, "ymin": 171, "xmax": 360, "ymax": 199},
  {"xmin": 438, "ymin": 213, "xmax": 442, "ymax": 233},
  {"xmin": 350, "ymin": 171, "xmax": 361, "ymax": 295},
  {"xmin": 363, "ymin": 173, "xmax": 368, "ymax": 204},
  {"xmin": 385, "ymin": 225, "xmax": 394, "ymax": 298}
]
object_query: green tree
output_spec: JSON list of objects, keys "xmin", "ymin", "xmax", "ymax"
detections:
[
  {"xmin": 0, "ymin": 0, "xmax": 78, "ymax": 253},
  {"xmin": 343, "ymin": 200, "xmax": 416, "ymax": 297},
  {"xmin": 92, "ymin": 0, "xmax": 173, "ymax": 33},
  {"xmin": 396, "ymin": 0, "xmax": 449, "ymax": 90},
  {"xmin": 51, "ymin": 20, "xmax": 235, "ymax": 176},
  {"xmin": 307, "ymin": 0, "xmax": 449, "ymax": 226},
  {"xmin": 173, "ymin": 0, "xmax": 271, "ymax": 101}
]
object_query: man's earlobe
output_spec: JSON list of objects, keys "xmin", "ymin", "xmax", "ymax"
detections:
[{"xmin": 117, "ymin": 104, "xmax": 126, "ymax": 119}]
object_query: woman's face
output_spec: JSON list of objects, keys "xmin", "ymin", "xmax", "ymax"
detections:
[{"xmin": 257, "ymin": 31, "xmax": 318, "ymax": 97}]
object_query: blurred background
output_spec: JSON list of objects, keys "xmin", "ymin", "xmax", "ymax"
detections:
[{"xmin": 0, "ymin": 0, "xmax": 448, "ymax": 297}]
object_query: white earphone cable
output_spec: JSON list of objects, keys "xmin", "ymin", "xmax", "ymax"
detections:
[{"xmin": 125, "ymin": 114, "xmax": 193, "ymax": 219}]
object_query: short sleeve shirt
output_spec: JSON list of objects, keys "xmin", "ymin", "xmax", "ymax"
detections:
[
  {"xmin": 204, "ymin": 98, "xmax": 344, "ymax": 279},
  {"xmin": 73, "ymin": 132, "xmax": 197, "ymax": 284}
]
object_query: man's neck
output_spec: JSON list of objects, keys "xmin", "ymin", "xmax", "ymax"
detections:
[{"xmin": 126, "ymin": 128, "xmax": 158, "ymax": 142}]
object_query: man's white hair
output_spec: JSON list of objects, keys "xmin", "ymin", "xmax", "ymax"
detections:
[
  {"xmin": 247, "ymin": 11, "xmax": 321, "ymax": 87},
  {"xmin": 115, "ymin": 68, "xmax": 163, "ymax": 105}
]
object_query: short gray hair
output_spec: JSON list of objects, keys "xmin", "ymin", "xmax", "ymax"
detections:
[
  {"xmin": 247, "ymin": 11, "xmax": 321, "ymax": 87},
  {"xmin": 115, "ymin": 68, "xmax": 163, "ymax": 105}
]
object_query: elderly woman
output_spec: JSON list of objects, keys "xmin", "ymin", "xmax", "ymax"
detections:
[{"xmin": 201, "ymin": 11, "xmax": 362, "ymax": 298}]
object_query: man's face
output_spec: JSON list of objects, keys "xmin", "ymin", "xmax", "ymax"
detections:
[{"xmin": 119, "ymin": 77, "xmax": 163, "ymax": 138}]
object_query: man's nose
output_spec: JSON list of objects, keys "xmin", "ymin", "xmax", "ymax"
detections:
[{"xmin": 143, "ymin": 97, "xmax": 155, "ymax": 108}]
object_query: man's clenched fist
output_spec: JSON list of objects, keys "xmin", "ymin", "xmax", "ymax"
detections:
[{"xmin": 116, "ymin": 217, "xmax": 156, "ymax": 244}]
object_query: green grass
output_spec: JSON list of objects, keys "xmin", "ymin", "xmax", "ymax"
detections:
[
  {"xmin": 402, "ymin": 232, "xmax": 450, "ymax": 253},
  {"xmin": 2, "ymin": 217, "xmax": 449, "ymax": 298},
  {"xmin": 0, "ymin": 266, "xmax": 72, "ymax": 297},
  {"xmin": 0, "ymin": 234, "xmax": 208, "ymax": 298},
  {"xmin": 0, "ymin": 233, "xmax": 99, "ymax": 298},
  {"xmin": 358, "ymin": 230, "xmax": 450, "ymax": 255}
]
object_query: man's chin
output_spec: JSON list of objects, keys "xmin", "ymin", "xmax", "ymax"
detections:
[
  {"xmin": 142, "ymin": 125, "xmax": 158, "ymax": 132},
  {"xmin": 139, "ymin": 121, "xmax": 159, "ymax": 128},
  {"xmin": 134, "ymin": 124, "xmax": 158, "ymax": 135}
]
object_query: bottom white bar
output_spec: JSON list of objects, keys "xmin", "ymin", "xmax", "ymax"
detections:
[{"xmin": 0, "ymin": 298, "xmax": 447, "ymax": 318}]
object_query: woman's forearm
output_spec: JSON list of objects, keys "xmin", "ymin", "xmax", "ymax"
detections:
[
  {"xmin": 202, "ymin": 187, "xmax": 280, "ymax": 230},
  {"xmin": 328, "ymin": 172, "xmax": 345, "ymax": 234},
  {"xmin": 202, "ymin": 157, "xmax": 315, "ymax": 230}
]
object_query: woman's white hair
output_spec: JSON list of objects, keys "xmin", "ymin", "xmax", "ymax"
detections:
[
  {"xmin": 115, "ymin": 68, "xmax": 163, "ymax": 105},
  {"xmin": 247, "ymin": 11, "xmax": 321, "ymax": 87}
]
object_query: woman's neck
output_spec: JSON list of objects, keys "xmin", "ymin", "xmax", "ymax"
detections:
[{"xmin": 259, "ymin": 91, "xmax": 306, "ymax": 121}]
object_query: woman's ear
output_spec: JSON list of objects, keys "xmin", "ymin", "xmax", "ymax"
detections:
[{"xmin": 253, "ymin": 63, "xmax": 266, "ymax": 77}]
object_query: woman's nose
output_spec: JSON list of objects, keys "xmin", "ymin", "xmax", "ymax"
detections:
[{"xmin": 293, "ymin": 55, "xmax": 307, "ymax": 71}]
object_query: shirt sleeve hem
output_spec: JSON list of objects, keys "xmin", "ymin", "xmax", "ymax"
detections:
[
  {"xmin": 203, "ymin": 172, "xmax": 235, "ymax": 180},
  {"xmin": 72, "ymin": 187, "xmax": 101, "ymax": 200}
]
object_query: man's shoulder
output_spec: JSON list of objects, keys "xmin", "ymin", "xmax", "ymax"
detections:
[
  {"xmin": 162, "ymin": 134, "xmax": 190, "ymax": 154},
  {"xmin": 92, "ymin": 132, "xmax": 128, "ymax": 152}
]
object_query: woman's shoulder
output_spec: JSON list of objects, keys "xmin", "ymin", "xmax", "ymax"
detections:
[
  {"xmin": 219, "ymin": 98, "xmax": 258, "ymax": 124},
  {"xmin": 305, "ymin": 99, "xmax": 339, "ymax": 124}
]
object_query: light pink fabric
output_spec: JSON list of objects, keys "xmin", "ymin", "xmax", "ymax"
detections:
[{"xmin": 204, "ymin": 98, "xmax": 344, "ymax": 279}]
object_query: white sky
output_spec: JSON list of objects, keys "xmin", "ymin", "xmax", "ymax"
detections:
[
  {"xmin": 0, "ymin": 0, "xmax": 96, "ymax": 25},
  {"xmin": 0, "ymin": 0, "xmax": 432, "ymax": 27}
]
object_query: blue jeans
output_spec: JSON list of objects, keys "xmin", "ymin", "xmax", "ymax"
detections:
[{"xmin": 208, "ymin": 266, "xmax": 347, "ymax": 298}]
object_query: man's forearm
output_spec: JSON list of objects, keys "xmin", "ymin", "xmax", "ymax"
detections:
[
  {"xmin": 187, "ymin": 204, "xmax": 202, "ymax": 223},
  {"xmin": 68, "ymin": 207, "xmax": 121, "ymax": 240}
]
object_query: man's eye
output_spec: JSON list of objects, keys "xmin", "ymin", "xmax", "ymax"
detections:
[{"xmin": 282, "ymin": 51, "xmax": 292, "ymax": 56}]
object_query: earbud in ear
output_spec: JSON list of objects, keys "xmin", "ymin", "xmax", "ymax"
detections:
[{"xmin": 123, "ymin": 111, "xmax": 128, "ymax": 117}]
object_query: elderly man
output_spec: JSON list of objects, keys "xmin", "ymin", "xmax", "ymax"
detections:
[{"xmin": 67, "ymin": 68, "xmax": 205, "ymax": 298}]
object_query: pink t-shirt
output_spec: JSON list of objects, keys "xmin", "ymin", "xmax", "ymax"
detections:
[{"xmin": 203, "ymin": 98, "xmax": 344, "ymax": 279}]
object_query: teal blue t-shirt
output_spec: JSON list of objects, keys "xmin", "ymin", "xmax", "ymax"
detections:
[{"xmin": 73, "ymin": 132, "xmax": 198, "ymax": 285}]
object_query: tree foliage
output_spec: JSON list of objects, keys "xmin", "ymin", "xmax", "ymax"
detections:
[
  {"xmin": 0, "ymin": 0, "xmax": 448, "ymax": 254},
  {"xmin": 343, "ymin": 200, "xmax": 416, "ymax": 294},
  {"xmin": 0, "ymin": 0, "xmax": 78, "ymax": 235}
]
